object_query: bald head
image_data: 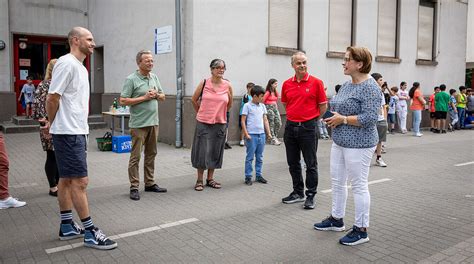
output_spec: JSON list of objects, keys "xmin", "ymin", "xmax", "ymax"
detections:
[{"xmin": 68, "ymin": 27, "xmax": 90, "ymax": 45}]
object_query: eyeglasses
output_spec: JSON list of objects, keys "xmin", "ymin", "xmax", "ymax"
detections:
[
  {"xmin": 343, "ymin": 57, "xmax": 352, "ymax": 62},
  {"xmin": 212, "ymin": 67, "xmax": 226, "ymax": 70}
]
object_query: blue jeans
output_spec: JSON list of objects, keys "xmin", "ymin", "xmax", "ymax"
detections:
[
  {"xmin": 245, "ymin": 133, "xmax": 266, "ymax": 179},
  {"xmin": 412, "ymin": 110, "xmax": 422, "ymax": 134},
  {"xmin": 457, "ymin": 107, "xmax": 466, "ymax": 128}
]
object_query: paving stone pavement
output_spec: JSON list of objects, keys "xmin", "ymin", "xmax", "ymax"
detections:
[{"xmin": 0, "ymin": 129, "xmax": 473, "ymax": 263}]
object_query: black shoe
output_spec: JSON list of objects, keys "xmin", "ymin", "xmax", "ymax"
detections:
[
  {"xmin": 441, "ymin": 130, "xmax": 447, "ymax": 134},
  {"xmin": 130, "ymin": 189, "xmax": 140, "ymax": 200},
  {"xmin": 282, "ymin": 192, "xmax": 305, "ymax": 204},
  {"xmin": 304, "ymin": 195, "xmax": 316, "ymax": 209},
  {"xmin": 49, "ymin": 190, "xmax": 58, "ymax": 197},
  {"xmin": 244, "ymin": 178, "xmax": 252, "ymax": 185},
  {"xmin": 224, "ymin": 142, "xmax": 232, "ymax": 149},
  {"xmin": 430, "ymin": 128, "xmax": 435, "ymax": 132},
  {"xmin": 256, "ymin": 177, "xmax": 268, "ymax": 184},
  {"xmin": 144, "ymin": 184, "xmax": 167, "ymax": 193},
  {"xmin": 434, "ymin": 129, "xmax": 440, "ymax": 134}
]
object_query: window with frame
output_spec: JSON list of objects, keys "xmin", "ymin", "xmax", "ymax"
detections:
[
  {"xmin": 377, "ymin": 0, "xmax": 399, "ymax": 60},
  {"xmin": 267, "ymin": 0, "xmax": 300, "ymax": 55},
  {"xmin": 328, "ymin": 0, "xmax": 354, "ymax": 56},
  {"xmin": 417, "ymin": 0, "xmax": 438, "ymax": 64}
]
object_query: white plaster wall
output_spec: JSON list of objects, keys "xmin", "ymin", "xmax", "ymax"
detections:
[
  {"xmin": 467, "ymin": 0, "xmax": 473, "ymax": 64},
  {"xmin": 8, "ymin": 0, "xmax": 88, "ymax": 36},
  {"xmin": 88, "ymin": 0, "xmax": 177, "ymax": 94},
  {"xmin": 187, "ymin": 0, "xmax": 467, "ymax": 97},
  {"xmin": 0, "ymin": 0, "xmax": 11, "ymax": 92}
]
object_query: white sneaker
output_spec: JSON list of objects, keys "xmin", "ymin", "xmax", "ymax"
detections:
[
  {"xmin": 271, "ymin": 138, "xmax": 281, "ymax": 146},
  {"xmin": 239, "ymin": 140, "xmax": 245, "ymax": 146},
  {"xmin": 415, "ymin": 133, "xmax": 423, "ymax": 137},
  {"xmin": 375, "ymin": 158, "xmax": 387, "ymax": 167},
  {"xmin": 0, "ymin": 197, "xmax": 27, "ymax": 209}
]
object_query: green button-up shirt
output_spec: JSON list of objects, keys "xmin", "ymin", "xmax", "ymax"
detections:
[{"xmin": 121, "ymin": 71, "xmax": 163, "ymax": 128}]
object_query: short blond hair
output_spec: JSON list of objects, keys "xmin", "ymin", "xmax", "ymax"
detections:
[
  {"xmin": 346, "ymin": 46, "xmax": 372, "ymax": 74},
  {"xmin": 44, "ymin": 59, "xmax": 57, "ymax": 80}
]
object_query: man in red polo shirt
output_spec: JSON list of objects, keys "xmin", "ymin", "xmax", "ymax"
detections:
[{"xmin": 281, "ymin": 52, "xmax": 327, "ymax": 210}]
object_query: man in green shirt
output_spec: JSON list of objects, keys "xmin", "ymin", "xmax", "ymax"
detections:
[
  {"xmin": 434, "ymin": 84, "xmax": 450, "ymax": 133},
  {"xmin": 120, "ymin": 50, "xmax": 167, "ymax": 201}
]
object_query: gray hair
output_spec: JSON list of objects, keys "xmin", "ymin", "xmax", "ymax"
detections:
[
  {"xmin": 136, "ymin": 50, "xmax": 152, "ymax": 64},
  {"xmin": 210, "ymin": 58, "xmax": 226, "ymax": 69},
  {"xmin": 291, "ymin": 51, "xmax": 306, "ymax": 64}
]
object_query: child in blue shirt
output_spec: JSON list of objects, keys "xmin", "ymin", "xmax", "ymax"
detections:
[
  {"xmin": 18, "ymin": 76, "xmax": 35, "ymax": 118},
  {"xmin": 448, "ymin": 89, "xmax": 458, "ymax": 131},
  {"xmin": 241, "ymin": 85, "xmax": 272, "ymax": 185}
]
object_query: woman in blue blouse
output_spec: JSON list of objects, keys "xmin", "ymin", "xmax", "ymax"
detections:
[{"xmin": 313, "ymin": 47, "xmax": 381, "ymax": 246}]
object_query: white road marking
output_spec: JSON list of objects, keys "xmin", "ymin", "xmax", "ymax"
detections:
[
  {"xmin": 10, "ymin": 182, "xmax": 38, "ymax": 188},
  {"xmin": 454, "ymin": 161, "xmax": 474, "ymax": 167},
  {"xmin": 45, "ymin": 218, "xmax": 199, "ymax": 254},
  {"xmin": 320, "ymin": 178, "xmax": 392, "ymax": 194}
]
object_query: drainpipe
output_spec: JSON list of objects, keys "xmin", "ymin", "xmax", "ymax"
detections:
[{"xmin": 175, "ymin": 0, "xmax": 183, "ymax": 148}]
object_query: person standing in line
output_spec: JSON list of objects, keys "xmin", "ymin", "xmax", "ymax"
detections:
[
  {"xmin": 313, "ymin": 46, "xmax": 381, "ymax": 246},
  {"xmin": 370, "ymin": 73, "xmax": 388, "ymax": 167},
  {"xmin": 448, "ymin": 89, "xmax": 458, "ymax": 132},
  {"xmin": 387, "ymin": 87, "xmax": 399, "ymax": 134},
  {"xmin": 190, "ymin": 59, "xmax": 233, "ymax": 191},
  {"xmin": 428, "ymin": 87, "xmax": 440, "ymax": 132},
  {"xmin": 396, "ymin": 81, "xmax": 409, "ymax": 133},
  {"xmin": 456, "ymin": 86, "xmax": 467, "ymax": 129},
  {"xmin": 32, "ymin": 59, "xmax": 59, "ymax": 197},
  {"xmin": 434, "ymin": 84, "xmax": 450, "ymax": 133},
  {"xmin": 18, "ymin": 76, "xmax": 36, "ymax": 118},
  {"xmin": 409, "ymin": 82, "xmax": 426, "ymax": 137},
  {"xmin": 239, "ymin": 83, "xmax": 254, "ymax": 146},
  {"xmin": 467, "ymin": 88, "xmax": 474, "ymax": 115},
  {"xmin": 263, "ymin": 78, "xmax": 282, "ymax": 145},
  {"xmin": 280, "ymin": 51, "xmax": 327, "ymax": 210},
  {"xmin": 119, "ymin": 50, "xmax": 167, "ymax": 201},
  {"xmin": 0, "ymin": 133, "xmax": 27, "ymax": 209},
  {"xmin": 45, "ymin": 27, "xmax": 117, "ymax": 250},
  {"xmin": 241, "ymin": 85, "xmax": 272, "ymax": 185}
]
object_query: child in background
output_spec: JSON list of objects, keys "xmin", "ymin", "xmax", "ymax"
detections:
[
  {"xmin": 429, "ymin": 87, "xmax": 440, "ymax": 132},
  {"xmin": 263, "ymin": 79, "xmax": 282, "ymax": 145},
  {"xmin": 18, "ymin": 76, "xmax": 36, "ymax": 118},
  {"xmin": 241, "ymin": 85, "xmax": 272, "ymax": 185},
  {"xmin": 448, "ymin": 89, "xmax": 458, "ymax": 132},
  {"xmin": 387, "ymin": 86, "xmax": 399, "ymax": 134},
  {"xmin": 239, "ymin": 83, "xmax": 254, "ymax": 146}
]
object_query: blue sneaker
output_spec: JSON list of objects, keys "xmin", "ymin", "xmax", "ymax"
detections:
[
  {"xmin": 59, "ymin": 221, "xmax": 85, "ymax": 241},
  {"xmin": 84, "ymin": 227, "xmax": 117, "ymax": 250},
  {"xmin": 339, "ymin": 225, "xmax": 369, "ymax": 246},
  {"xmin": 314, "ymin": 216, "xmax": 345, "ymax": 231}
]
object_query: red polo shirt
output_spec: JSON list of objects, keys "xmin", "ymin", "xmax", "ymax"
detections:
[{"xmin": 281, "ymin": 73, "xmax": 327, "ymax": 122}]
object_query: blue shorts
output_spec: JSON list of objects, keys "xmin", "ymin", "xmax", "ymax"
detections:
[
  {"xmin": 52, "ymin": 135, "xmax": 88, "ymax": 178},
  {"xmin": 387, "ymin": 113, "xmax": 396, "ymax": 124}
]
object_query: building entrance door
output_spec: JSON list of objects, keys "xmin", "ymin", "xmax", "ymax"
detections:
[{"xmin": 13, "ymin": 35, "xmax": 69, "ymax": 116}]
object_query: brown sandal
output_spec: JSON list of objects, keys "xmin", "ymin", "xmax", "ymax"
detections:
[
  {"xmin": 206, "ymin": 179, "xmax": 221, "ymax": 189},
  {"xmin": 194, "ymin": 181, "xmax": 204, "ymax": 191}
]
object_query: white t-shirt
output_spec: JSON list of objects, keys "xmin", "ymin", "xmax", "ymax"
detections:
[
  {"xmin": 388, "ymin": 95, "xmax": 399, "ymax": 114},
  {"xmin": 377, "ymin": 90, "xmax": 386, "ymax": 121},
  {"xmin": 397, "ymin": 89, "xmax": 409, "ymax": 109},
  {"xmin": 242, "ymin": 101, "xmax": 267, "ymax": 134},
  {"xmin": 49, "ymin": 53, "xmax": 90, "ymax": 135}
]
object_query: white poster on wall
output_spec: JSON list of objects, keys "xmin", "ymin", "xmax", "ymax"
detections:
[
  {"xmin": 155, "ymin": 26, "xmax": 172, "ymax": 54},
  {"xmin": 20, "ymin": 70, "xmax": 29, "ymax": 80}
]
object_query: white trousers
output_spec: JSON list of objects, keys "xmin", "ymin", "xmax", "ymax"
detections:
[
  {"xmin": 330, "ymin": 143, "xmax": 375, "ymax": 228},
  {"xmin": 397, "ymin": 106, "xmax": 408, "ymax": 131}
]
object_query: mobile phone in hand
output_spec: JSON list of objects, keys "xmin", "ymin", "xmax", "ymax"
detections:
[{"xmin": 322, "ymin": 111, "xmax": 334, "ymax": 119}]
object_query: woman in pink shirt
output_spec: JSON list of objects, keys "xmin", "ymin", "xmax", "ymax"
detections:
[
  {"xmin": 263, "ymin": 79, "xmax": 282, "ymax": 145},
  {"xmin": 191, "ymin": 59, "xmax": 233, "ymax": 191}
]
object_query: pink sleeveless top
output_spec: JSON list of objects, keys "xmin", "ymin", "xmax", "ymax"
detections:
[{"xmin": 196, "ymin": 78, "xmax": 230, "ymax": 124}]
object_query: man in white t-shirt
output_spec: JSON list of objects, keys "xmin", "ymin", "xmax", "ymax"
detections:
[
  {"xmin": 45, "ymin": 27, "xmax": 117, "ymax": 250},
  {"xmin": 397, "ymin": 81, "xmax": 409, "ymax": 133}
]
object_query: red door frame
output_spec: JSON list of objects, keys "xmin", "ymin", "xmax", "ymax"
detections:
[{"xmin": 13, "ymin": 34, "xmax": 90, "ymax": 115}]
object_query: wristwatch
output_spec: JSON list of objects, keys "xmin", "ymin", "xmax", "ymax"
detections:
[{"xmin": 343, "ymin": 116, "xmax": 348, "ymax": 125}]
